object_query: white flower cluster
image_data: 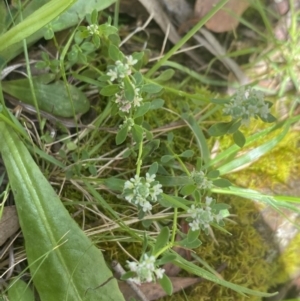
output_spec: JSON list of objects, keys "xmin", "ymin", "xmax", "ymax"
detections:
[
  {"xmin": 87, "ymin": 24, "xmax": 99, "ymax": 35},
  {"xmin": 123, "ymin": 173, "xmax": 163, "ymax": 212},
  {"xmin": 106, "ymin": 56, "xmax": 143, "ymax": 112},
  {"xmin": 127, "ymin": 254, "xmax": 165, "ymax": 285},
  {"xmin": 223, "ymin": 86, "xmax": 270, "ymax": 126},
  {"xmin": 115, "ymin": 84, "xmax": 143, "ymax": 113},
  {"xmin": 187, "ymin": 197, "xmax": 224, "ymax": 231},
  {"xmin": 107, "ymin": 55, "xmax": 137, "ymax": 82},
  {"xmin": 191, "ymin": 170, "xmax": 213, "ymax": 190}
]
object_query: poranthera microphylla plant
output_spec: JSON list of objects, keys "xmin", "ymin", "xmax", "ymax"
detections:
[{"xmin": 44, "ymin": 10, "xmax": 276, "ymax": 293}]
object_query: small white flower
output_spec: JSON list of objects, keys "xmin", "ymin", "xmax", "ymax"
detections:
[
  {"xmin": 141, "ymin": 201, "xmax": 152, "ymax": 212},
  {"xmin": 107, "ymin": 69, "xmax": 118, "ymax": 82},
  {"xmin": 124, "ymin": 180, "xmax": 134, "ymax": 189},
  {"xmin": 154, "ymin": 268, "xmax": 165, "ymax": 279},
  {"xmin": 87, "ymin": 24, "xmax": 99, "ymax": 35},
  {"xmin": 205, "ymin": 196, "xmax": 213, "ymax": 205},
  {"xmin": 125, "ymin": 193, "xmax": 134, "ymax": 203},
  {"xmin": 127, "ymin": 260, "xmax": 138, "ymax": 272},
  {"xmin": 189, "ymin": 219, "xmax": 200, "ymax": 231},
  {"xmin": 142, "ymin": 254, "xmax": 156, "ymax": 269},
  {"xmin": 150, "ymin": 184, "xmax": 163, "ymax": 201},
  {"xmin": 126, "ymin": 55, "xmax": 138, "ymax": 66},
  {"xmin": 146, "ymin": 173, "xmax": 156, "ymax": 183}
]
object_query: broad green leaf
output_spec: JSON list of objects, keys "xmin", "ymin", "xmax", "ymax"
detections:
[
  {"xmin": 150, "ymin": 98, "xmax": 164, "ymax": 110},
  {"xmin": 100, "ymin": 84, "xmax": 119, "ymax": 96},
  {"xmin": 161, "ymin": 155, "xmax": 174, "ymax": 163},
  {"xmin": 180, "ymin": 184, "xmax": 197, "ymax": 196},
  {"xmin": 0, "ymin": 0, "xmax": 116, "ymax": 62},
  {"xmin": 132, "ymin": 124, "xmax": 144, "ymax": 143},
  {"xmin": 108, "ymin": 44, "xmax": 123, "ymax": 61},
  {"xmin": 2, "ymin": 79, "xmax": 90, "ymax": 118},
  {"xmin": 120, "ymin": 271, "xmax": 136, "ymax": 281},
  {"xmin": 177, "ymin": 238, "xmax": 202, "ymax": 248},
  {"xmin": 207, "ymin": 170, "xmax": 220, "ymax": 178},
  {"xmin": 156, "ymin": 253, "xmax": 177, "ymax": 265},
  {"xmin": 213, "ymin": 178, "xmax": 232, "ymax": 188},
  {"xmin": 141, "ymin": 83, "xmax": 163, "ymax": 94},
  {"xmin": 260, "ymin": 113, "xmax": 277, "ymax": 123},
  {"xmin": 158, "ymin": 274, "xmax": 173, "ymax": 296},
  {"xmin": 187, "ymin": 229, "xmax": 201, "ymax": 242},
  {"xmin": 124, "ymin": 77, "xmax": 135, "ymax": 101},
  {"xmin": 133, "ymin": 102, "xmax": 151, "ymax": 118},
  {"xmin": 157, "ymin": 175, "xmax": 192, "ymax": 187},
  {"xmin": 153, "ymin": 227, "xmax": 170, "ymax": 254},
  {"xmin": 208, "ymin": 121, "xmax": 235, "ymax": 136},
  {"xmin": 141, "ymin": 139, "xmax": 160, "ymax": 159},
  {"xmin": 153, "ymin": 69, "xmax": 175, "ymax": 82},
  {"xmin": 159, "ymin": 194, "xmax": 190, "ymax": 210},
  {"xmin": 233, "ymin": 130, "xmax": 246, "ymax": 147},
  {"xmin": 116, "ymin": 125, "xmax": 129, "ymax": 145},
  {"xmin": 8, "ymin": 279, "xmax": 35, "ymax": 301},
  {"xmin": 148, "ymin": 162, "xmax": 158, "ymax": 175},
  {"xmin": 179, "ymin": 150, "xmax": 194, "ymax": 158},
  {"xmin": 227, "ymin": 120, "xmax": 242, "ymax": 134},
  {"xmin": 0, "ymin": 0, "xmax": 76, "ymax": 52},
  {"xmin": 0, "ymin": 122, "xmax": 125, "ymax": 301}
]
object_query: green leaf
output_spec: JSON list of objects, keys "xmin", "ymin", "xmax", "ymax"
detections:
[
  {"xmin": 150, "ymin": 98, "xmax": 165, "ymax": 110},
  {"xmin": 159, "ymin": 194, "xmax": 190, "ymax": 210},
  {"xmin": 108, "ymin": 44, "xmax": 123, "ymax": 61},
  {"xmin": 2, "ymin": 79, "xmax": 90, "ymax": 118},
  {"xmin": 161, "ymin": 155, "xmax": 174, "ymax": 163},
  {"xmin": 142, "ymin": 139, "xmax": 160, "ymax": 159},
  {"xmin": 0, "ymin": 0, "xmax": 116, "ymax": 63},
  {"xmin": 132, "ymin": 124, "xmax": 144, "ymax": 143},
  {"xmin": 156, "ymin": 253, "xmax": 177, "ymax": 265},
  {"xmin": 100, "ymin": 84, "xmax": 119, "ymax": 96},
  {"xmin": 233, "ymin": 130, "xmax": 246, "ymax": 147},
  {"xmin": 158, "ymin": 274, "xmax": 173, "ymax": 296},
  {"xmin": 141, "ymin": 83, "xmax": 163, "ymax": 94},
  {"xmin": 116, "ymin": 125, "xmax": 129, "ymax": 145},
  {"xmin": 148, "ymin": 162, "xmax": 158, "ymax": 175},
  {"xmin": 207, "ymin": 170, "xmax": 220, "ymax": 178},
  {"xmin": 208, "ymin": 121, "xmax": 235, "ymax": 136},
  {"xmin": 124, "ymin": 77, "xmax": 135, "ymax": 101},
  {"xmin": 8, "ymin": 279, "xmax": 35, "ymax": 301},
  {"xmin": 120, "ymin": 271, "xmax": 136, "ymax": 281},
  {"xmin": 187, "ymin": 229, "xmax": 201, "ymax": 242},
  {"xmin": 180, "ymin": 184, "xmax": 197, "ymax": 196},
  {"xmin": 179, "ymin": 150, "xmax": 194, "ymax": 158},
  {"xmin": 0, "ymin": 0, "xmax": 77, "ymax": 52},
  {"xmin": 227, "ymin": 120, "xmax": 242, "ymax": 134},
  {"xmin": 212, "ymin": 178, "xmax": 232, "ymax": 187},
  {"xmin": 260, "ymin": 113, "xmax": 277, "ymax": 123},
  {"xmin": 153, "ymin": 227, "xmax": 170, "ymax": 254},
  {"xmin": 0, "ymin": 122, "xmax": 125, "ymax": 301},
  {"xmin": 133, "ymin": 102, "xmax": 151, "ymax": 118},
  {"xmin": 153, "ymin": 69, "xmax": 175, "ymax": 82},
  {"xmin": 182, "ymin": 114, "xmax": 210, "ymax": 165},
  {"xmin": 90, "ymin": 9, "xmax": 98, "ymax": 24},
  {"xmin": 177, "ymin": 238, "xmax": 202, "ymax": 248}
]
